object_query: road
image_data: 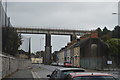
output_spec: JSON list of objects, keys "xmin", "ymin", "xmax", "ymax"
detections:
[
  {"xmin": 31, "ymin": 64, "xmax": 64, "ymax": 79},
  {"xmin": 31, "ymin": 64, "xmax": 120, "ymax": 79}
]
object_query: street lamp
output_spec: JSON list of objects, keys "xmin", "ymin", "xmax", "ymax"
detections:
[
  {"xmin": 112, "ymin": 12, "xmax": 117, "ymax": 14},
  {"xmin": 112, "ymin": 12, "xmax": 120, "ymax": 15},
  {"xmin": 112, "ymin": 12, "xmax": 120, "ymax": 79},
  {"xmin": 112, "ymin": 12, "xmax": 120, "ymax": 25}
]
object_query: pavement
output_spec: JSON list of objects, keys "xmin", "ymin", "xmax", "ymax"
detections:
[
  {"xmin": 2, "ymin": 64, "xmax": 51, "ymax": 80},
  {"xmin": 2, "ymin": 68, "xmax": 34, "ymax": 80}
]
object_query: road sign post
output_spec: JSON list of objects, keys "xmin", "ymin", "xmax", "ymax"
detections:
[{"xmin": 107, "ymin": 60, "xmax": 112, "ymax": 71}]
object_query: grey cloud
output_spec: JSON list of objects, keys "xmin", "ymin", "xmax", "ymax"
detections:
[
  {"xmin": 6, "ymin": 2, "xmax": 118, "ymax": 52},
  {"xmin": 7, "ymin": 2, "xmax": 117, "ymax": 29}
]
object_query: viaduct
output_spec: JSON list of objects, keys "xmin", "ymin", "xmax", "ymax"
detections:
[{"xmin": 14, "ymin": 27, "xmax": 96, "ymax": 65}]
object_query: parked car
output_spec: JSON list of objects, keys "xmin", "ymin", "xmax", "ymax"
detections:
[
  {"xmin": 65, "ymin": 72, "xmax": 117, "ymax": 80},
  {"xmin": 58, "ymin": 62, "xmax": 64, "ymax": 66},
  {"xmin": 47, "ymin": 68, "xmax": 85, "ymax": 80},
  {"xmin": 64, "ymin": 61, "xmax": 72, "ymax": 67},
  {"xmin": 51, "ymin": 62, "xmax": 58, "ymax": 66}
]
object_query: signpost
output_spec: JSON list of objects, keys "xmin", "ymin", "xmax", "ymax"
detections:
[
  {"xmin": 107, "ymin": 60, "xmax": 112, "ymax": 71},
  {"xmin": 107, "ymin": 60, "xmax": 112, "ymax": 65}
]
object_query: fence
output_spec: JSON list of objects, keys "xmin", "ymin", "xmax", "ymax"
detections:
[{"xmin": 0, "ymin": 52, "xmax": 32, "ymax": 79}]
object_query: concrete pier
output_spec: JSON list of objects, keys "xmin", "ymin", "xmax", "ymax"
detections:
[
  {"xmin": 45, "ymin": 33, "xmax": 52, "ymax": 65},
  {"xmin": 70, "ymin": 34, "xmax": 77, "ymax": 41}
]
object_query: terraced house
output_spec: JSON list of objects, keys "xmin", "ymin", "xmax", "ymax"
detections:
[{"xmin": 56, "ymin": 32, "xmax": 109, "ymax": 70}]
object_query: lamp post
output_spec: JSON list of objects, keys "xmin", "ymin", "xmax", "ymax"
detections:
[
  {"xmin": 112, "ymin": 12, "xmax": 120, "ymax": 79},
  {"xmin": 28, "ymin": 37, "xmax": 31, "ymax": 59},
  {"xmin": 112, "ymin": 12, "xmax": 120, "ymax": 25}
]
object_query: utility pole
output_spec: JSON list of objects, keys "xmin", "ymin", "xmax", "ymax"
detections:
[
  {"xmin": 40, "ymin": 37, "xmax": 44, "ymax": 64},
  {"xmin": 28, "ymin": 37, "xmax": 31, "ymax": 59},
  {"xmin": 40, "ymin": 38, "xmax": 44, "ymax": 51}
]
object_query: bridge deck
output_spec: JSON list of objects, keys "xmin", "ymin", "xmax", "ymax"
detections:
[{"xmin": 14, "ymin": 27, "xmax": 96, "ymax": 35}]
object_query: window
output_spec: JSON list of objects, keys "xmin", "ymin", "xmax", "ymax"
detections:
[{"xmin": 91, "ymin": 44, "xmax": 97, "ymax": 57}]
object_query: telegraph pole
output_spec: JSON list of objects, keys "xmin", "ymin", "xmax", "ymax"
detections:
[{"xmin": 40, "ymin": 37, "xmax": 44, "ymax": 64}]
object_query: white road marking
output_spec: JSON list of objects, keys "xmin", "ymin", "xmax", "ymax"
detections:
[{"xmin": 31, "ymin": 71, "xmax": 41, "ymax": 78}]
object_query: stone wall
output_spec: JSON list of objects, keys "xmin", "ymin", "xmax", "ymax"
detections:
[
  {"xmin": 0, "ymin": 53, "xmax": 32, "ymax": 79},
  {"xmin": 2, "ymin": 54, "xmax": 18, "ymax": 78},
  {"xmin": 18, "ymin": 59, "xmax": 32, "ymax": 69}
]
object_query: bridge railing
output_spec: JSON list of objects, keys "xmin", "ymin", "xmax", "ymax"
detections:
[{"xmin": 13, "ymin": 26, "xmax": 96, "ymax": 32}]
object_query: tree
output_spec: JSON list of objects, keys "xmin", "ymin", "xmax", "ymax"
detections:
[
  {"xmin": 102, "ymin": 27, "xmax": 110, "ymax": 35},
  {"xmin": 112, "ymin": 25, "xmax": 120, "ymax": 38},
  {"xmin": 35, "ymin": 51, "xmax": 45, "ymax": 58},
  {"xmin": 106, "ymin": 38, "xmax": 120, "ymax": 66},
  {"xmin": 35, "ymin": 51, "xmax": 41, "ymax": 58},
  {"xmin": 96, "ymin": 27, "xmax": 112, "ymax": 41},
  {"xmin": 96, "ymin": 27, "xmax": 102, "ymax": 37},
  {"xmin": 2, "ymin": 27, "xmax": 22, "ymax": 56},
  {"xmin": 101, "ymin": 32, "xmax": 112, "ymax": 41},
  {"xmin": 106, "ymin": 38, "xmax": 120, "ymax": 56}
]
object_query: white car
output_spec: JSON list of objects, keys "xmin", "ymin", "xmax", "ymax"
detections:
[
  {"xmin": 51, "ymin": 62, "xmax": 58, "ymax": 66},
  {"xmin": 58, "ymin": 62, "xmax": 64, "ymax": 66}
]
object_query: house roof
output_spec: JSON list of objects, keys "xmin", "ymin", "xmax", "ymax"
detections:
[
  {"xmin": 71, "ymin": 38, "xmax": 108, "ymax": 49},
  {"xmin": 71, "ymin": 38, "xmax": 89, "ymax": 48},
  {"xmin": 56, "ymin": 38, "xmax": 108, "ymax": 55}
]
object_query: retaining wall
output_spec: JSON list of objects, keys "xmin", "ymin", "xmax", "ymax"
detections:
[{"xmin": 0, "ymin": 53, "xmax": 32, "ymax": 79}]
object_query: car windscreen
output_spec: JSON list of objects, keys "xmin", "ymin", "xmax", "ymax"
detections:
[
  {"xmin": 61, "ymin": 70, "xmax": 85, "ymax": 78},
  {"xmin": 73, "ymin": 76, "xmax": 116, "ymax": 80}
]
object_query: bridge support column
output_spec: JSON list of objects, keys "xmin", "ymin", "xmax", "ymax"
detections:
[
  {"xmin": 70, "ymin": 34, "xmax": 77, "ymax": 41},
  {"xmin": 44, "ymin": 33, "xmax": 52, "ymax": 65}
]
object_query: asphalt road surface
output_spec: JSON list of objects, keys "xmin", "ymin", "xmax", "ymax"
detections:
[{"xmin": 31, "ymin": 64, "xmax": 120, "ymax": 79}]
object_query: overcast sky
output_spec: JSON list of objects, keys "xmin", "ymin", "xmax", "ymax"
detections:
[{"xmin": 2, "ymin": 2, "xmax": 118, "ymax": 53}]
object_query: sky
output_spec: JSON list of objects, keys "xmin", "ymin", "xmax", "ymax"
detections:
[{"xmin": 1, "ymin": 1, "xmax": 118, "ymax": 53}]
